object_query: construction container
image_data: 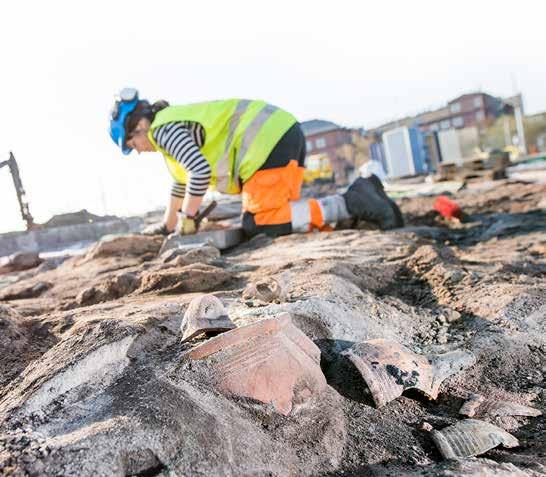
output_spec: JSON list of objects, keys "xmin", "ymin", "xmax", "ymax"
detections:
[
  {"xmin": 382, "ymin": 127, "xmax": 428, "ymax": 178},
  {"xmin": 437, "ymin": 127, "xmax": 480, "ymax": 165},
  {"xmin": 424, "ymin": 131, "xmax": 443, "ymax": 172}
]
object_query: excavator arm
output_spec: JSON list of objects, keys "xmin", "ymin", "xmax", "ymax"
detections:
[{"xmin": 0, "ymin": 152, "xmax": 34, "ymax": 230}]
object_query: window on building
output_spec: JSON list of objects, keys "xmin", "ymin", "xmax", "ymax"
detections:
[
  {"xmin": 315, "ymin": 137, "xmax": 326, "ymax": 148},
  {"xmin": 475, "ymin": 110, "xmax": 485, "ymax": 122},
  {"xmin": 306, "ymin": 140, "xmax": 313, "ymax": 152},
  {"xmin": 440, "ymin": 120, "xmax": 451, "ymax": 130},
  {"xmin": 473, "ymin": 97, "xmax": 482, "ymax": 108},
  {"xmin": 450, "ymin": 103, "xmax": 461, "ymax": 113},
  {"xmin": 452, "ymin": 116, "xmax": 464, "ymax": 128},
  {"xmin": 429, "ymin": 123, "xmax": 439, "ymax": 132}
]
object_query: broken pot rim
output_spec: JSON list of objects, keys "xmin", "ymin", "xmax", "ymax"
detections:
[
  {"xmin": 184, "ymin": 313, "xmax": 292, "ymax": 360},
  {"xmin": 180, "ymin": 318, "xmax": 237, "ymax": 344}
]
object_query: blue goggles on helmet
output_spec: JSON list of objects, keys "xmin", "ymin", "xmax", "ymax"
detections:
[{"xmin": 109, "ymin": 87, "xmax": 139, "ymax": 155}]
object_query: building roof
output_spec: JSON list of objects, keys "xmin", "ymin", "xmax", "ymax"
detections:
[
  {"xmin": 300, "ymin": 119, "xmax": 341, "ymax": 136},
  {"xmin": 417, "ymin": 107, "xmax": 450, "ymax": 124},
  {"xmin": 369, "ymin": 91, "xmax": 522, "ymax": 133},
  {"xmin": 447, "ymin": 92, "xmax": 490, "ymax": 104}
]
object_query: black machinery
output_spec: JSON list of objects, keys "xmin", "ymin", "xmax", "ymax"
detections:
[{"xmin": 0, "ymin": 152, "xmax": 34, "ymax": 230}]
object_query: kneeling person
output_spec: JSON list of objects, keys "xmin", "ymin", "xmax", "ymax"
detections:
[{"xmin": 109, "ymin": 88, "xmax": 403, "ymax": 237}]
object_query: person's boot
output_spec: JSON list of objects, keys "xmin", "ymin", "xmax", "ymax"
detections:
[
  {"xmin": 343, "ymin": 176, "xmax": 403, "ymax": 230},
  {"xmin": 367, "ymin": 174, "xmax": 404, "ymax": 227}
]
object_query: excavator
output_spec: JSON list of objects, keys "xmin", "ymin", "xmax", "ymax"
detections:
[{"xmin": 0, "ymin": 152, "xmax": 34, "ymax": 230}]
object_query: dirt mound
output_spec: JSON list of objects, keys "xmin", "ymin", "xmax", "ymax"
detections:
[{"xmin": 42, "ymin": 209, "xmax": 118, "ymax": 228}]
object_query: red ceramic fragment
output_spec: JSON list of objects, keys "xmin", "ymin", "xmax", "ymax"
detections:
[
  {"xmin": 184, "ymin": 313, "xmax": 326, "ymax": 415},
  {"xmin": 342, "ymin": 339, "xmax": 475, "ymax": 408}
]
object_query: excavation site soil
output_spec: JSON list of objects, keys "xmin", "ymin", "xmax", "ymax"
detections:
[{"xmin": 0, "ymin": 179, "xmax": 545, "ymax": 476}]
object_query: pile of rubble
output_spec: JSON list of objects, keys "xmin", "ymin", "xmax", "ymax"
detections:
[{"xmin": 0, "ymin": 180, "xmax": 544, "ymax": 476}]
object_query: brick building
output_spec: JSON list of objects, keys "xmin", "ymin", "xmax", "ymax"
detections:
[
  {"xmin": 370, "ymin": 92, "xmax": 518, "ymax": 135},
  {"xmin": 300, "ymin": 119, "xmax": 355, "ymax": 184},
  {"xmin": 300, "ymin": 119, "xmax": 353, "ymax": 158}
]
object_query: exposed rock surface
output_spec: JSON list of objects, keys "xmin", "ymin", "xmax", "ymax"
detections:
[{"xmin": 0, "ymin": 181, "xmax": 545, "ymax": 476}]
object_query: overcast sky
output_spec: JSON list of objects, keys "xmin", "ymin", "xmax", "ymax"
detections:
[{"xmin": 1, "ymin": 0, "xmax": 544, "ymax": 233}]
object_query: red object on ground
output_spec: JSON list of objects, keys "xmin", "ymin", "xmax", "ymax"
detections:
[{"xmin": 434, "ymin": 195, "xmax": 462, "ymax": 219}]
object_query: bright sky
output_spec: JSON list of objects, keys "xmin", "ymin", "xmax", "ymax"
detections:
[{"xmin": 1, "ymin": 0, "xmax": 544, "ymax": 233}]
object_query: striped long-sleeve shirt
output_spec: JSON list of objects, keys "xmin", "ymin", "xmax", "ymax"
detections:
[{"xmin": 153, "ymin": 122, "xmax": 211, "ymax": 197}]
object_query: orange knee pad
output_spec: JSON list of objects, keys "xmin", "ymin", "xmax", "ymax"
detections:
[{"xmin": 242, "ymin": 160, "xmax": 304, "ymax": 226}]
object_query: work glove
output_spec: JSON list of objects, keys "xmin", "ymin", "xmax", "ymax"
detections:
[
  {"xmin": 142, "ymin": 222, "xmax": 171, "ymax": 236},
  {"xmin": 179, "ymin": 214, "xmax": 197, "ymax": 235}
]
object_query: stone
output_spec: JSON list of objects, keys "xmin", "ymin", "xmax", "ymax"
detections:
[
  {"xmin": 342, "ymin": 339, "xmax": 475, "ymax": 407},
  {"xmin": 171, "ymin": 246, "xmax": 221, "ymax": 267},
  {"xmin": 445, "ymin": 308, "xmax": 461, "ymax": 323},
  {"xmin": 0, "ymin": 252, "xmax": 42, "ymax": 275},
  {"xmin": 180, "ymin": 294, "xmax": 236, "ymax": 343},
  {"xmin": 242, "ymin": 277, "xmax": 286, "ymax": 303},
  {"xmin": 160, "ymin": 244, "xmax": 219, "ymax": 264},
  {"xmin": 431, "ymin": 419, "xmax": 519, "ymax": 459},
  {"xmin": 444, "ymin": 269, "xmax": 464, "ymax": 284},
  {"xmin": 419, "ymin": 422, "xmax": 433, "ymax": 432},
  {"xmin": 82, "ymin": 234, "xmax": 163, "ymax": 262},
  {"xmin": 459, "ymin": 393, "xmax": 542, "ymax": 418},
  {"xmin": 183, "ymin": 313, "xmax": 327, "ymax": 415}
]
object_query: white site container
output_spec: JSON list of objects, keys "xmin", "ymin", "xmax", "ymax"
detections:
[
  {"xmin": 382, "ymin": 127, "xmax": 426, "ymax": 178},
  {"xmin": 438, "ymin": 129, "xmax": 463, "ymax": 165}
]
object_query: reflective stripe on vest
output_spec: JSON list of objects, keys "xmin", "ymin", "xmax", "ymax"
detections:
[
  {"xmin": 218, "ymin": 102, "xmax": 280, "ymax": 193},
  {"xmin": 216, "ymin": 99, "xmax": 251, "ymax": 193},
  {"xmin": 290, "ymin": 200, "xmax": 311, "ymax": 232},
  {"xmin": 235, "ymin": 104, "xmax": 279, "ymax": 175}
]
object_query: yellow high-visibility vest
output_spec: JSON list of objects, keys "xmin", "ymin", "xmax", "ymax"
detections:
[{"xmin": 148, "ymin": 99, "xmax": 297, "ymax": 194}]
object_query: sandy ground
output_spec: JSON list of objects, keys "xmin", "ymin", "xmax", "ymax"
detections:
[{"xmin": 0, "ymin": 179, "xmax": 545, "ymax": 476}]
